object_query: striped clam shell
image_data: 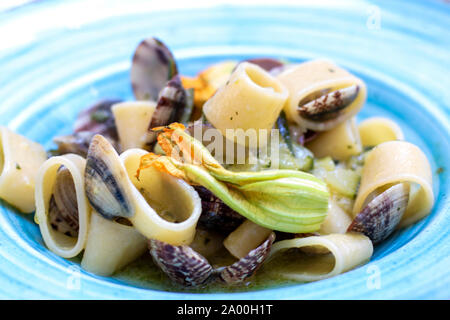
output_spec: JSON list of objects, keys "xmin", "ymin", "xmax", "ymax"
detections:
[
  {"xmin": 244, "ymin": 58, "xmax": 284, "ymax": 72},
  {"xmin": 48, "ymin": 166, "xmax": 79, "ymax": 237},
  {"xmin": 195, "ymin": 186, "xmax": 245, "ymax": 234},
  {"xmin": 348, "ymin": 183, "xmax": 409, "ymax": 244},
  {"xmin": 149, "ymin": 232, "xmax": 275, "ymax": 287},
  {"xmin": 130, "ymin": 37, "xmax": 178, "ymax": 101},
  {"xmin": 52, "ymin": 99, "xmax": 121, "ymax": 157},
  {"xmin": 298, "ymin": 85, "xmax": 359, "ymax": 122},
  {"xmin": 149, "ymin": 239, "xmax": 214, "ymax": 287},
  {"xmin": 84, "ymin": 134, "xmax": 134, "ymax": 220},
  {"xmin": 219, "ymin": 232, "xmax": 276, "ymax": 284},
  {"xmin": 146, "ymin": 75, "xmax": 187, "ymax": 144},
  {"xmin": 74, "ymin": 99, "xmax": 121, "ymax": 137}
]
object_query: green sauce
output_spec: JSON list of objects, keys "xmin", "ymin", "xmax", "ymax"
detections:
[{"xmin": 113, "ymin": 253, "xmax": 300, "ymax": 293}]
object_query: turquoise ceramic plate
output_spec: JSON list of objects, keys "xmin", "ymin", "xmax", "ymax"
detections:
[{"xmin": 0, "ymin": 0, "xmax": 449, "ymax": 299}]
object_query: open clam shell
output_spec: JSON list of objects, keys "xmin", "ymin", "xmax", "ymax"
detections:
[
  {"xmin": 74, "ymin": 99, "xmax": 121, "ymax": 137},
  {"xmin": 149, "ymin": 239, "xmax": 214, "ymax": 287},
  {"xmin": 244, "ymin": 58, "xmax": 284, "ymax": 72},
  {"xmin": 48, "ymin": 166, "xmax": 79, "ymax": 237},
  {"xmin": 53, "ymin": 98, "xmax": 121, "ymax": 158},
  {"xmin": 348, "ymin": 183, "xmax": 410, "ymax": 244},
  {"xmin": 352, "ymin": 141, "xmax": 434, "ymax": 228},
  {"xmin": 84, "ymin": 135, "xmax": 202, "ymax": 245},
  {"xmin": 220, "ymin": 232, "xmax": 275, "ymax": 284},
  {"xmin": 146, "ymin": 75, "xmax": 187, "ymax": 144},
  {"xmin": 52, "ymin": 131, "xmax": 95, "ymax": 158},
  {"xmin": 298, "ymin": 85, "xmax": 360, "ymax": 122},
  {"xmin": 130, "ymin": 37, "xmax": 178, "ymax": 101},
  {"xmin": 149, "ymin": 232, "xmax": 275, "ymax": 287},
  {"xmin": 35, "ymin": 154, "xmax": 91, "ymax": 258},
  {"xmin": 195, "ymin": 186, "xmax": 245, "ymax": 234},
  {"xmin": 85, "ymin": 135, "xmax": 135, "ymax": 220},
  {"xmin": 277, "ymin": 60, "xmax": 367, "ymax": 131}
]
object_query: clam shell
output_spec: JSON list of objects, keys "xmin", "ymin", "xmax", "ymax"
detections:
[
  {"xmin": 52, "ymin": 99, "xmax": 120, "ymax": 157},
  {"xmin": 298, "ymin": 85, "xmax": 359, "ymax": 122},
  {"xmin": 149, "ymin": 238, "xmax": 214, "ymax": 287},
  {"xmin": 348, "ymin": 183, "xmax": 409, "ymax": 244},
  {"xmin": 49, "ymin": 166, "xmax": 79, "ymax": 236},
  {"xmin": 52, "ymin": 131, "xmax": 95, "ymax": 158},
  {"xmin": 219, "ymin": 232, "xmax": 275, "ymax": 284},
  {"xmin": 74, "ymin": 99, "xmax": 121, "ymax": 137},
  {"xmin": 85, "ymin": 135, "xmax": 134, "ymax": 220},
  {"xmin": 146, "ymin": 75, "xmax": 187, "ymax": 144},
  {"xmin": 130, "ymin": 37, "xmax": 178, "ymax": 101},
  {"xmin": 48, "ymin": 196, "xmax": 78, "ymax": 237},
  {"xmin": 195, "ymin": 186, "xmax": 245, "ymax": 234},
  {"xmin": 149, "ymin": 232, "xmax": 276, "ymax": 287},
  {"xmin": 244, "ymin": 58, "xmax": 284, "ymax": 72}
]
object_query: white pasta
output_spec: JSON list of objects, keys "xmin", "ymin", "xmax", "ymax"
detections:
[
  {"xmin": 112, "ymin": 101, "xmax": 156, "ymax": 151},
  {"xmin": 0, "ymin": 127, "xmax": 47, "ymax": 213},
  {"xmin": 35, "ymin": 154, "xmax": 90, "ymax": 258},
  {"xmin": 306, "ymin": 118, "xmax": 362, "ymax": 160},
  {"xmin": 81, "ymin": 211, "xmax": 147, "ymax": 276},
  {"xmin": 203, "ymin": 62, "xmax": 289, "ymax": 146},
  {"xmin": 120, "ymin": 148, "xmax": 202, "ymax": 245},
  {"xmin": 3, "ymin": 43, "xmax": 437, "ymax": 289},
  {"xmin": 223, "ymin": 220, "xmax": 272, "ymax": 259},
  {"xmin": 267, "ymin": 233, "xmax": 373, "ymax": 282},
  {"xmin": 353, "ymin": 141, "xmax": 434, "ymax": 227},
  {"xmin": 319, "ymin": 199, "xmax": 352, "ymax": 235},
  {"xmin": 358, "ymin": 117, "xmax": 404, "ymax": 147},
  {"xmin": 277, "ymin": 60, "xmax": 367, "ymax": 131}
]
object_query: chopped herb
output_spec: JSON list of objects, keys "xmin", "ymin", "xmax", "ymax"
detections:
[
  {"xmin": 230, "ymin": 117, "xmax": 233, "ymax": 120},
  {"xmin": 15, "ymin": 163, "xmax": 21, "ymax": 170},
  {"xmin": 347, "ymin": 145, "xmax": 353, "ymax": 149},
  {"xmin": 276, "ymin": 111, "xmax": 295, "ymax": 155},
  {"xmin": 436, "ymin": 167, "xmax": 444, "ymax": 175},
  {"xmin": 91, "ymin": 110, "xmax": 110, "ymax": 123}
]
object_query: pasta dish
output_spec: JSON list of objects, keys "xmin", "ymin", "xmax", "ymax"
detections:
[{"xmin": 0, "ymin": 37, "xmax": 434, "ymax": 291}]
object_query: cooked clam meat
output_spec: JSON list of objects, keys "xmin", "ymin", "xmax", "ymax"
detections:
[{"xmin": 298, "ymin": 85, "xmax": 359, "ymax": 122}]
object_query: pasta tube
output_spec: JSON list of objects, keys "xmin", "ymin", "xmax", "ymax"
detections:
[
  {"xmin": 81, "ymin": 211, "xmax": 147, "ymax": 276},
  {"xmin": 112, "ymin": 101, "xmax": 156, "ymax": 150},
  {"xmin": 120, "ymin": 149, "xmax": 201, "ymax": 244},
  {"xmin": 353, "ymin": 141, "xmax": 434, "ymax": 227},
  {"xmin": 358, "ymin": 117, "xmax": 404, "ymax": 147},
  {"xmin": 266, "ymin": 233, "xmax": 373, "ymax": 282},
  {"xmin": 0, "ymin": 127, "xmax": 47, "ymax": 213},
  {"xmin": 35, "ymin": 154, "xmax": 90, "ymax": 258},
  {"xmin": 277, "ymin": 60, "xmax": 367, "ymax": 131},
  {"xmin": 319, "ymin": 199, "xmax": 352, "ymax": 235},
  {"xmin": 306, "ymin": 118, "xmax": 362, "ymax": 160},
  {"xmin": 202, "ymin": 62, "xmax": 289, "ymax": 145}
]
